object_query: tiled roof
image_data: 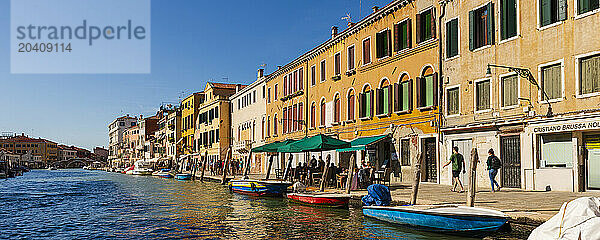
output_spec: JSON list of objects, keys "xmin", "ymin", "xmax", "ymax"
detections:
[{"xmin": 209, "ymin": 82, "xmax": 247, "ymax": 90}]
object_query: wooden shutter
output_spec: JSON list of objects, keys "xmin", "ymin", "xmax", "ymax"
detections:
[
  {"xmin": 394, "ymin": 24, "xmax": 400, "ymax": 52},
  {"xmin": 579, "ymin": 0, "xmax": 589, "ymax": 14},
  {"xmin": 299, "ymin": 69, "xmax": 304, "ymax": 91},
  {"xmin": 558, "ymin": 0, "xmax": 568, "ymax": 21},
  {"xmin": 431, "ymin": 8, "xmax": 436, "ymax": 39},
  {"xmin": 387, "ymin": 30, "xmax": 393, "ymax": 56},
  {"xmin": 393, "ymin": 83, "xmax": 400, "ymax": 112},
  {"xmin": 388, "ymin": 85, "xmax": 393, "ymax": 113},
  {"xmin": 376, "ymin": 88, "xmax": 382, "ymax": 114},
  {"xmin": 415, "ymin": 13, "xmax": 421, "ymax": 43},
  {"xmin": 433, "ymin": 72, "xmax": 439, "ymax": 106},
  {"xmin": 446, "ymin": 21, "xmax": 451, "ymax": 57},
  {"xmin": 415, "ymin": 77, "xmax": 422, "ymax": 107},
  {"xmin": 358, "ymin": 94, "xmax": 363, "ymax": 118},
  {"xmin": 541, "ymin": 0, "xmax": 552, "ymax": 26},
  {"xmin": 469, "ymin": 10, "xmax": 475, "ymax": 51},
  {"xmin": 408, "ymin": 79, "xmax": 414, "ymax": 110},
  {"xmin": 406, "ymin": 18, "xmax": 412, "ymax": 48},
  {"xmin": 487, "ymin": 3, "xmax": 495, "ymax": 46},
  {"xmin": 376, "ymin": 32, "xmax": 383, "ymax": 58},
  {"xmin": 370, "ymin": 90, "xmax": 375, "ymax": 117}
]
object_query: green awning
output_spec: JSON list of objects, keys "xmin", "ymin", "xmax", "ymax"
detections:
[
  {"xmin": 336, "ymin": 134, "xmax": 389, "ymax": 152},
  {"xmin": 251, "ymin": 139, "xmax": 297, "ymax": 153},
  {"xmin": 278, "ymin": 134, "xmax": 350, "ymax": 153}
]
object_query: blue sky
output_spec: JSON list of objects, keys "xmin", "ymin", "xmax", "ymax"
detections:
[{"xmin": 0, "ymin": 0, "xmax": 391, "ymax": 150}]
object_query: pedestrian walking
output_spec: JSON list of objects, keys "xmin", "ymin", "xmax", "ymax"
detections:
[
  {"xmin": 487, "ymin": 149, "xmax": 502, "ymax": 192},
  {"xmin": 443, "ymin": 146, "xmax": 465, "ymax": 193}
]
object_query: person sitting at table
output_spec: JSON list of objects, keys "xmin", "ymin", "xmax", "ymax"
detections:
[
  {"xmin": 309, "ymin": 156, "xmax": 317, "ymax": 172},
  {"xmin": 294, "ymin": 162, "xmax": 302, "ymax": 181},
  {"xmin": 317, "ymin": 156, "xmax": 325, "ymax": 173}
]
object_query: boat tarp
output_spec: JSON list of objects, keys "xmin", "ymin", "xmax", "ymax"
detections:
[
  {"xmin": 362, "ymin": 184, "xmax": 391, "ymax": 206},
  {"xmin": 277, "ymin": 134, "xmax": 350, "ymax": 153},
  {"xmin": 528, "ymin": 197, "xmax": 600, "ymax": 240},
  {"xmin": 336, "ymin": 135, "xmax": 389, "ymax": 152},
  {"xmin": 251, "ymin": 139, "xmax": 297, "ymax": 153}
]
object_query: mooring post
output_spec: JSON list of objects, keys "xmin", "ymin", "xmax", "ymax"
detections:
[
  {"xmin": 265, "ymin": 155, "xmax": 274, "ymax": 180},
  {"xmin": 467, "ymin": 148, "xmax": 479, "ymax": 207},
  {"xmin": 243, "ymin": 152, "xmax": 252, "ymax": 177},
  {"xmin": 319, "ymin": 155, "xmax": 331, "ymax": 192},
  {"xmin": 221, "ymin": 148, "xmax": 231, "ymax": 184},
  {"xmin": 345, "ymin": 155, "xmax": 355, "ymax": 194},
  {"xmin": 282, "ymin": 154, "xmax": 293, "ymax": 181},
  {"xmin": 200, "ymin": 157, "xmax": 207, "ymax": 182},
  {"xmin": 410, "ymin": 152, "xmax": 423, "ymax": 205}
]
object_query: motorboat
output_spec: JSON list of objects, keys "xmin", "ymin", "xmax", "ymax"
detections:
[
  {"xmin": 287, "ymin": 192, "xmax": 351, "ymax": 208},
  {"xmin": 227, "ymin": 179, "xmax": 292, "ymax": 197},
  {"xmin": 152, "ymin": 169, "xmax": 173, "ymax": 178},
  {"xmin": 174, "ymin": 173, "xmax": 192, "ymax": 180}
]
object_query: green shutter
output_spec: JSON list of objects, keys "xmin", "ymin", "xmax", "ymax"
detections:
[
  {"xmin": 383, "ymin": 87, "xmax": 389, "ymax": 114},
  {"xmin": 469, "ymin": 10, "xmax": 475, "ymax": 51},
  {"xmin": 446, "ymin": 21, "xmax": 451, "ymax": 57},
  {"xmin": 508, "ymin": 0, "xmax": 517, "ymax": 38},
  {"xmin": 425, "ymin": 75, "xmax": 434, "ymax": 107},
  {"xmin": 558, "ymin": 0, "xmax": 568, "ymax": 21},
  {"xmin": 365, "ymin": 91, "xmax": 371, "ymax": 117},
  {"xmin": 450, "ymin": 19, "xmax": 458, "ymax": 57},
  {"xmin": 541, "ymin": 0, "xmax": 552, "ymax": 26},
  {"xmin": 487, "ymin": 2, "xmax": 495, "ymax": 46},
  {"xmin": 579, "ymin": 0, "xmax": 589, "ymax": 14},
  {"xmin": 402, "ymin": 82, "xmax": 410, "ymax": 111}
]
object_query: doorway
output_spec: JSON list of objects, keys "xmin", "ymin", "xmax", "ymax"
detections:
[
  {"xmin": 584, "ymin": 135, "xmax": 600, "ymax": 190},
  {"xmin": 422, "ymin": 138, "xmax": 437, "ymax": 183},
  {"xmin": 500, "ymin": 135, "xmax": 521, "ymax": 188},
  {"xmin": 452, "ymin": 139, "xmax": 472, "ymax": 185}
]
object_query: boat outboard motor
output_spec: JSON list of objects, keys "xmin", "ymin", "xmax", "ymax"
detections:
[{"xmin": 362, "ymin": 184, "xmax": 391, "ymax": 206}]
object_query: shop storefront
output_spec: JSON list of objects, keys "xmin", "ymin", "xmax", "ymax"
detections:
[{"xmin": 524, "ymin": 115, "xmax": 600, "ymax": 192}]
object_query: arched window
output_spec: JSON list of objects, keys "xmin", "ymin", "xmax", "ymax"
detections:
[
  {"xmin": 298, "ymin": 102, "xmax": 304, "ymax": 130},
  {"xmin": 396, "ymin": 73, "xmax": 412, "ymax": 112},
  {"xmin": 334, "ymin": 94, "xmax": 341, "ymax": 123},
  {"xmin": 320, "ymin": 98, "xmax": 326, "ymax": 126},
  {"xmin": 273, "ymin": 115, "xmax": 278, "ymax": 136},
  {"xmin": 377, "ymin": 78, "xmax": 392, "ymax": 115},
  {"xmin": 359, "ymin": 85, "xmax": 373, "ymax": 118},
  {"xmin": 310, "ymin": 102, "xmax": 316, "ymax": 128},
  {"xmin": 418, "ymin": 66, "xmax": 437, "ymax": 108},
  {"xmin": 266, "ymin": 116, "xmax": 270, "ymax": 137},
  {"xmin": 347, "ymin": 89, "xmax": 355, "ymax": 120}
]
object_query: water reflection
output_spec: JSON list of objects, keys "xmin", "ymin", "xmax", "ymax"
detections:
[{"xmin": 0, "ymin": 169, "xmax": 475, "ymax": 239}]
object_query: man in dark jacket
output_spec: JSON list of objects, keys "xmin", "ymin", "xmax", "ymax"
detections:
[{"xmin": 487, "ymin": 149, "xmax": 501, "ymax": 192}]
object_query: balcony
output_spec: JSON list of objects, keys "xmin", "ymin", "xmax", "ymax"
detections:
[{"xmin": 233, "ymin": 140, "xmax": 252, "ymax": 153}]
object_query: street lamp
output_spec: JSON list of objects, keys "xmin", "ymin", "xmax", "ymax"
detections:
[{"xmin": 486, "ymin": 64, "xmax": 553, "ymax": 117}]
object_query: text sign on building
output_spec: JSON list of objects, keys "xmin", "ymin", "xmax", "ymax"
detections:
[
  {"xmin": 10, "ymin": 0, "xmax": 151, "ymax": 74},
  {"xmin": 533, "ymin": 120, "xmax": 600, "ymax": 133}
]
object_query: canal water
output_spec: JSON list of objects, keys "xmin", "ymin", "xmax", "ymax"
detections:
[{"xmin": 0, "ymin": 169, "xmax": 474, "ymax": 239}]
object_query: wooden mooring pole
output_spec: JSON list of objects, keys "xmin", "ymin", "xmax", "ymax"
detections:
[
  {"xmin": 319, "ymin": 154, "xmax": 331, "ymax": 192},
  {"xmin": 345, "ymin": 155, "xmax": 355, "ymax": 194},
  {"xmin": 265, "ymin": 155, "xmax": 274, "ymax": 180},
  {"xmin": 200, "ymin": 156, "xmax": 207, "ymax": 182},
  {"xmin": 221, "ymin": 148, "xmax": 231, "ymax": 184},
  {"xmin": 466, "ymin": 148, "xmax": 479, "ymax": 207},
  {"xmin": 410, "ymin": 152, "xmax": 423, "ymax": 205}
]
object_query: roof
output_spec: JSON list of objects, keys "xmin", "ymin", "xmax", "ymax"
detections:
[
  {"xmin": 0, "ymin": 135, "xmax": 47, "ymax": 143},
  {"xmin": 209, "ymin": 82, "xmax": 246, "ymax": 90}
]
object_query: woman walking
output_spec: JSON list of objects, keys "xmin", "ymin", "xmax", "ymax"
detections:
[{"xmin": 486, "ymin": 149, "xmax": 501, "ymax": 192}]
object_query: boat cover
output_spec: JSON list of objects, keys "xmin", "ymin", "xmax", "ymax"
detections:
[
  {"xmin": 528, "ymin": 197, "xmax": 600, "ymax": 240},
  {"xmin": 362, "ymin": 184, "xmax": 391, "ymax": 206}
]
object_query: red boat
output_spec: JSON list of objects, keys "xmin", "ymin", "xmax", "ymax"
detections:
[{"xmin": 286, "ymin": 193, "xmax": 351, "ymax": 208}]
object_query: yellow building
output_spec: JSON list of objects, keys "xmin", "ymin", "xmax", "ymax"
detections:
[
  {"xmin": 265, "ymin": 0, "xmax": 442, "ymax": 182},
  {"xmin": 195, "ymin": 82, "xmax": 242, "ymax": 169},
  {"xmin": 180, "ymin": 92, "xmax": 204, "ymax": 155},
  {"xmin": 0, "ymin": 134, "xmax": 58, "ymax": 166}
]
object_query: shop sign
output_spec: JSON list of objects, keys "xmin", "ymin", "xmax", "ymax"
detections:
[{"xmin": 533, "ymin": 120, "xmax": 600, "ymax": 133}]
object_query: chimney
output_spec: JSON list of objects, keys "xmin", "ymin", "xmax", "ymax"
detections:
[
  {"xmin": 277, "ymin": 66, "xmax": 282, "ymax": 70},
  {"xmin": 347, "ymin": 22, "xmax": 355, "ymax": 28},
  {"xmin": 140, "ymin": 114, "xmax": 143, "ymax": 120},
  {"xmin": 331, "ymin": 26, "xmax": 338, "ymax": 38},
  {"xmin": 257, "ymin": 68, "xmax": 264, "ymax": 79},
  {"xmin": 372, "ymin": 6, "xmax": 379, "ymax": 12},
  {"xmin": 236, "ymin": 84, "xmax": 241, "ymax": 92}
]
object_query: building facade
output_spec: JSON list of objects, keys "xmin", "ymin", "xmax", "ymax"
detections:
[
  {"xmin": 231, "ymin": 69, "xmax": 268, "ymax": 174},
  {"xmin": 108, "ymin": 115, "xmax": 137, "ymax": 165},
  {"xmin": 180, "ymin": 93, "xmax": 205, "ymax": 155},
  {"xmin": 165, "ymin": 109, "xmax": 182, "ymax": 165},
  {"xmin": 265, "ymin": 0, "xmax": 442, "ymax": 182},
  {"xmin": 0, "ymin": 134, "xmax": 58, "ymax": 166},
  {"xmin": 439, "ymin": 0, "xmax": 600, "ymax": 191}
]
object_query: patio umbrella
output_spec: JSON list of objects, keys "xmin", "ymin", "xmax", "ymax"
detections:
[
  {"xmin": 278, "ymin": 134, "xmax": 350, "ymax": 153},
  {"xmin": 251, "ymin": 139, "xmax": 298, "ymax": 153}
]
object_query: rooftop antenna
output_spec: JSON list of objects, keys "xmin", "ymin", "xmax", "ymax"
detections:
[
  {"xmin": 259, "ymin": 63, "xmax": 267, "ymax": 69},
  {"xmin": 222, "ymin": 77, "xmax": 229, "ymax": 82},
  {"xmin": 342, "ymin": 13, "xmax": 352, "ymax": 23}
]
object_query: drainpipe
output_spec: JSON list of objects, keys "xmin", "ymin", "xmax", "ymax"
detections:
[{"xmin": 437, "ymin": 0, "xmax": 447, "ymax": 183}]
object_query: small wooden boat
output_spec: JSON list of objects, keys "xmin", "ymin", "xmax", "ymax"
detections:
[
  {"xmin": 174, "ymin": 173, "xmax": 192, "ymax": 180},
  {"xmin": 227, "ymin": 179, "xmax": 292, "ymax": 197},
  {"xmin": 287, "ymin": 193, "xmax": 351, "ymax": 208},
  {"xmin": 152, "ymin": 169, "xmax": 173, "ymax": 178},
  {"xmin": 363, "ymin": 205, "xmax": 509, "ymax": 237}
]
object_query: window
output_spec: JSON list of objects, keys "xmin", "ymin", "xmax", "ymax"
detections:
[
  {"xmin": 501, "ymin": 74, "xmax": 519, "ymax": 107},
  {"xmin": 580, "ymin": 54, "xmax": 600, "ymax": 95},
  {"xmin": 363, "ymin": 38, "xmax": 371, "ymax": 64},
  {"xmin": 119, "ymin": 122, "xmax": 125, "ymax": 126},
  {"xmin": 273, "ymin": 115, "xmax": 278, "ymax": 135},
  {"xmin": 334, "ymin": 52, "xmax": 341, "ymax": 76},
  {"xmin": 501, "ymin": 0, "xmax": 518, "ymax": 40},
  {"xmin": 417, "ymin": 73, "xmax": 437, "ymax": 108},
  {"xmin": 293, "ymin": 70, "xmax": 298, "ymax": 93},
  {"xmin": 447, "ymin": 86, "xmax": 459, "ymax": 115},
  {"xmin": 446, "ymin": 18, "xmax": 459, "ymax": 58},
  {"xmin": 334, "ymin": 94, "xmax": 341, "ymax": 123},
  {"xmin": 274, "ymin": 84, "xmax": 278, "ymax": 100},
  {"xmin": 394, "ymin": 19, "xmax": 411, "ymax": 51},
  {"xmin": 267, "ymin": 88, "xmax": 271, "ymax": 103},
  {"xmin": 298, "ymin": 68, "xmax": 304, "ymax": 91},
  {"xmin": 283, "ymin": 75, "xmax": 288, "ymax": 96},
  {"xmin": 578, "ymin": 0, "xmax": 600, "ymax": 14},
  {"xmin": 376, "ymin": 29, "xmax": 392, "ymax": 58},
  {"xmin": 469, "ymin": 3, "xmax": 494, "ymax": 50},
  {"xmin": 417, "ymin": 8, "xmax": 435, "ymax": 43},
  {"xmin": 320, "ymin": 60, "xmax": 326, "ymax": 82},
  {"xmin": 298, "ymin": 103, "xmax": 304, "ymax": 130},
  {"xmin": 282, "ymin": 108, "xmax": 287, "ymax": 134},
  {"xmin": 475, "ymin": 79, "xmax": 491, "ymax": 111},
  {"xmin": 396, "ymin": 79, "xmax": 413, "ymax": 112},
  {"xmin": 347, "ymin": 90, "xmax": 355, "ymax": 120},
  {"xmin": 320, "ymin": 99, "xmax": 326, "ymax": 126},
  {"xmin": 293, "ymin": 104, "xmax": 298, "ymax": 131},
  {"xmin": 540, "ymin": 134, "xmax": 573, "ymax": 168},
  {"xmin": 266, "ymin": 116, "xmax": 270, "ymax": 136},
  {"xmin": 400, "ymin": 139, "xmax": 411, "ymax": 166},
  {"xmin": 310, "ymin": 103, "xmax": 316, "ymax": 128},
  {"xmin": 541, "ymin": 63, "xmax": 562, "ymax": 100},
  {"xmin": 262, "ymin": 85, "xmax": 265, "ymax": 99},
  {"xmin": 347, "ymin": 46, "xmax": 355, "ymax": 70},
  {"xmin": 377, "ymin": 80, "xmax": 392, "ymax": 115},
  {"xmin": 359, "ymin": 87, "xmax": 374, "ymax": 118},
  {"xmin": 540, "ymin": 0, "xmax": 567, "ymax": 27},
  {"xmin": 311, "ymin": 65, "xmax": 316, "ymax": 86}
]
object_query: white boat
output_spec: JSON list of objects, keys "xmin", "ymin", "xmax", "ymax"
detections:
[{"xmin": 130, "ymin": 160, "xmax": 154, "ymax": 175}]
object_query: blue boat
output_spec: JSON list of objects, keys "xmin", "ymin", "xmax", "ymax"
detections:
[
  {"xmin": 174, "ymin": 173, "xmax": 192, "ymax": 180},
  {"xmin": 227, "ymin": 179, "xmax": 292, "ymax": 197},
  {"xmin": 362, "ymin": 205, "xmax": 509, "ymax": 237}
]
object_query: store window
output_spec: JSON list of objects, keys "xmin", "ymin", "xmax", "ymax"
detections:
[{"xmin": 539, "ymin": 133, "xmax": 573, "ymax": 168}]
